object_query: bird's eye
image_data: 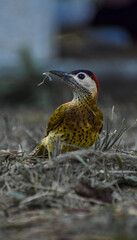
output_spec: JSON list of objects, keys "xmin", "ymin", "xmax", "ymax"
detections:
[{"xmin": 78, "ymin": 73, "xmax": 85, "ymax": 80}]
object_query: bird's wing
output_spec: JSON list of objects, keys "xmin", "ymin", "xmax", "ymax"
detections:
[{"xmin": 46, "ymin": 105, "xmax": 65, "ymax": 136}]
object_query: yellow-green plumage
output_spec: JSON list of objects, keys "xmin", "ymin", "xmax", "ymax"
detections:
[{"xmin": 35, "ymin": 70, "xmax": 103, "ymax": 159}]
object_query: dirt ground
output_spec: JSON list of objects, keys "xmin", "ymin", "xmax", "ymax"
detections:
[{"xmin": 0, "ymin": 100, "xmax": 137, "ymax": 240}]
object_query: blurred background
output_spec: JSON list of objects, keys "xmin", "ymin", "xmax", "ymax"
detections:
[
  {"xmin": 0, "ymin": 0, "xmax": 137, "ymax": 151},
  {"xmin": 1, "ymin": 0, "xmax": 137, "ymax": 108}
]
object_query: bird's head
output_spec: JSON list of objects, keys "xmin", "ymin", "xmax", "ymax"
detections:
[{"xmin": 49, "ymin": 70, "xmax": 99, "ymax": 100}]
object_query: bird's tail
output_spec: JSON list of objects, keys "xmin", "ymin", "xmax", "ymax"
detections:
[{"xmin": 32, "ymin": 143, "xmax": 48, "ymax": 157}]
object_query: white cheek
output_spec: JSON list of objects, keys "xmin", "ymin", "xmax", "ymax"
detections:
[
  {"xmin": 76, "ymin": 76, "xmax": 97, "ymax": 92},
  {"xmin": 83, "ymin": 80, "xmax": 96, "ymax": 90}
]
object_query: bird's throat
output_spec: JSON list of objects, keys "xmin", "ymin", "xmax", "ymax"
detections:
[{"xmin": 73, "ymin": 92, "xmax": 97, "ymax": 108}]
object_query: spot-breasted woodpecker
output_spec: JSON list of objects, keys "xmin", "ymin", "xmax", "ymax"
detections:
[{"xmin": 35, "ymin": 70, "xmax": 103, "ymax": 159}]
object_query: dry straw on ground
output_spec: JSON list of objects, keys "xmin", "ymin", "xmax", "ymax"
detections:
[{"xmin": 0, "ymin": 107, "xmax": 137, "ymax": 240}]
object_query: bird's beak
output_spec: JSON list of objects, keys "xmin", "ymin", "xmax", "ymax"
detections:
[
  {"xmin": 49, "ymin": 70, "xmax": 78, "ymax": 91},
  {"xmin": 49, "ymin": 70, "xmax": 89, "ymax": 96},
  {"xmin": 49, "ymin": 70, "xmax": 71, "ymax": 81}
]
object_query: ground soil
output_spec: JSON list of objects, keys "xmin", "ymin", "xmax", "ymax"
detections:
[{"xmin": 0, "ymin": 99, "xmax": 137, "ymax": 240}]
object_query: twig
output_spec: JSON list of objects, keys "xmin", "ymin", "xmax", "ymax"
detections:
[{"xmin": 37, "ymin": 72, "xmax": 52, "ymax": 86}]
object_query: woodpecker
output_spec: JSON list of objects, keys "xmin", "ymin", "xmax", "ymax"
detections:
[{"xmin": 35, "ymin": 70, "xmax": 103, "ymax": 159}]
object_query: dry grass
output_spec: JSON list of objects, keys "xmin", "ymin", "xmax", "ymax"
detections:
[{"xmin": 0, "ymin": 106, "xmax": 137, "ymax": 240}]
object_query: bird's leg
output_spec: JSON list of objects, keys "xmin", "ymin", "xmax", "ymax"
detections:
[
  {"xmin": 54, "ymin": 138, "xmax": 62, "ymax": 156},
  {"xmin": 47, "ymin": 138, "xmax": 62, "ymax": 159}
]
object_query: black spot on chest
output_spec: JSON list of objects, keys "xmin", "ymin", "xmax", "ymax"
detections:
[
  {"xmin": 65, "ymin": 105, "xmax": 95, "ymax": 129},
  {"xmin": 85, "ymin": 108, "xmax": 95, "ymax": 125}
]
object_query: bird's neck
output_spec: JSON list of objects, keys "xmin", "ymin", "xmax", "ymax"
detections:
[{"xmin": 72, "ymin": 93, "xmax": 97, "ymax": 108}]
